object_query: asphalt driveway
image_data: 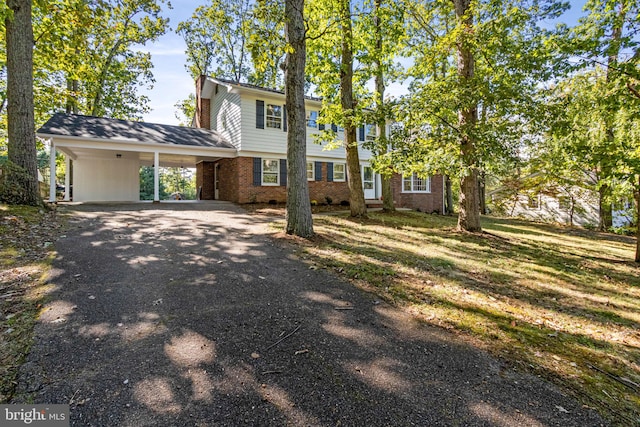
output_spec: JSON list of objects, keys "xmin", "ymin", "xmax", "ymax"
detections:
[{"xmin": 17, "ymin": 202, "xmax": 606, "ymax": 426}]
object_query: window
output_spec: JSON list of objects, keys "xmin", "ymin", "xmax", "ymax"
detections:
[
  {"xmin": 528, "ymin": 194, "xmax": 540, "ymax": 209},
  {"xmin": 266, "ymin": 104, "xmax": 282, "ymax": 129},
  {"xmin": 365, "ymin": 124, "xmax": 376, "ymax": 141},
  {"xmin": 333, "ymin": 163, "xmax": 346, "ymax": 181},
  {"xmin": 558, "ymin": 196, "xmax": 571, "ymax": 211},
  {"xmin": 402, "ymin": 174, "xmax": 431, "ymax": 193},
  {"xmin": 307, "ymin": 111, "xmax": 318, "ymax": 128},
  {"xmin": 262, "ymin": 159, "xmax": 279, "ymax": 185},
  {"xmin": 306, "ymin": 162, "xmax": 314, "ymax": 180}
]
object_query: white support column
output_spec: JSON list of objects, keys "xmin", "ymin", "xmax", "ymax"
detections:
[
  {"xmin": 153, "ymin": 151, "xmax": 160, "ymax": 202},
  {"xmin": 49, "ymin": 142, "xmax": 57, "ymax": 202},
  {"xmin": 64, "ymin": 156, "xmax": 71, "ymax": 201}
]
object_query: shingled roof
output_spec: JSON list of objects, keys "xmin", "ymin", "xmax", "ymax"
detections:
[{"xmin": 38, "ymin": 113, "xmax": 235, "ymax": 150}]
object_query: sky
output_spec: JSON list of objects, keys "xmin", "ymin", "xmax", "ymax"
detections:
[{"xmin": 140, "ymin": 0, "xmax": 587, "ymax": 126}]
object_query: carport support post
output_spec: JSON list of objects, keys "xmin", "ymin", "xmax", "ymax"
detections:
[
  {"xmin": 64, "ymin": 156, "xmax": 71, "ymax": 201},
  {"xmin": 49, "ymin": 141, "xmax": 56, "ymax": 202},
  {"xmin": 153, "ymin": 151, "xmax": 160, "ymax": 202}
]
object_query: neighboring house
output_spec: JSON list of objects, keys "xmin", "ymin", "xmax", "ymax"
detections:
[
  {"xmin": 37, "ymin": 75, "xmax": 444, "ymax": 213},
  {"xmin": 489, "ymin": 183, "xmax": 633, "ymax": 228}
]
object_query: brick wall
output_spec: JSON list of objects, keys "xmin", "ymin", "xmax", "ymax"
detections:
[
  {"xmin": 391, "ymin": 174, "xmax": 444, "ymax": 213},
  {"xmin": 205, "ymin": 155, "xmax": 444, "ymax": 213},
  {"xmin": 196, "ymin": 161, "xmax": 215, "ymax": 200},
  {"xmin": 195, "ymin": 75, "xmax": 210, "ymax": 129}
]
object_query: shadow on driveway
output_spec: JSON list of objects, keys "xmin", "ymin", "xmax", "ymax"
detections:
[{"xmin": 17, "ymin": 203, "xmax": 605, "ymax": 426}]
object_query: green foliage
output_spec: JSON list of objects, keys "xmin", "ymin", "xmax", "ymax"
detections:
[
  {"xmin": 174, "ymin": 93, "xmax": 196, "ymax": 126},
  {"xmin": 177, "ymin": 0, "xmax": 253, "ymax": 82},
  {"xmin": 0, "ymin": 0, "xmax": 170, "ymax": 147}
]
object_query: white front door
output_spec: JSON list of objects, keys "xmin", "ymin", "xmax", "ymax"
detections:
[{"xmin": 362, "ymin": 165, "xmax": 375, "ymax": 199}]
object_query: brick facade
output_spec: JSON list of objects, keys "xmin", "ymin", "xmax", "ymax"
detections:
[
  {"xmin": 198, "ymin": 156, "xmax": 444, "ymax": 213},
  {"xmin": 391, "ymin": 174, "xmax": 444, "ymax": 213}
]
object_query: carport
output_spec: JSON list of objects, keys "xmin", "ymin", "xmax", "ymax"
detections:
[{"xmin": 37, "ymin": 113, "xmax": 237, "ymax": 202}]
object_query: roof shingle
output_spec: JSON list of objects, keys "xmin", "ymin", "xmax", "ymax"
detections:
[{"xmin": 37, "ymin": 113, "xmax": 235, "ymax": 150}]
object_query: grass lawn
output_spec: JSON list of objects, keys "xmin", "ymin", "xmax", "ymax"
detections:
[
  {"xmin": 274, "ymin": 210, "xmax": 640, "ymax": 425},
  {"xmin": 0, "ymin": 205, "xmax": 61, "ymax": 402}
]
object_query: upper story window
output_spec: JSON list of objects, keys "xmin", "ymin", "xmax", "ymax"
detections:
[
  {"xmin": 266, "ymin": 104, "xmax": 282, "ymax": 129},
  {"xmin": 262, "ymin": 159, "xmax": 280, "ymax": 185},
  {"xmin": 307, "ymin": 111, "xmax": 318, "ymax": 128},
  {"xmin": 333, "ymin": 163, "xmax": 346, "ymax": 182},
  {"xmin": 365, "ymin": 124, "xmax": 376, "ymax": 141},
  {"xmin": 403, "ymin": 174, "xmax": 431, "ymax": 193}
]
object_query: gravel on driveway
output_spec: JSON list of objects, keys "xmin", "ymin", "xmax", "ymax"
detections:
[{"xmin": 16, "ymin": 202, "xmax": 606, "ymax": 426}]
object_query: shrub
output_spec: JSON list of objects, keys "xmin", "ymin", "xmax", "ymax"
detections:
[
  {"xmin": 325, "ymin": 196, "xmax": 333, "ymax": 205},
  {"xmin": 340, "ymin": 200, "xmax": 350, "ymax": 206}
]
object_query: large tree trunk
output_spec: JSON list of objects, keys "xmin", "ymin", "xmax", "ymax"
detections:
[
  {"xmin": 445, "ymin": 175, "xmax": 454, "ymax": 214},
  {"xmin": 284, "ymin": 0, "xmax": 313, "ymax": 237},
  {"xmin": 453, "ymin": 0, "xmax": 480, "ymax": 231},
  {"xmin": 598, "ymin": 184, "xmax": 613, "ymax": 231},
  {"xmin": 374, "ymin": 0, "xmax": 394, "ymax": 213},
  {"xmin": 4, "ymin": 0, "xmax": 40, "ymax": 206},
  {"xmin": 478, "ymin": 170, "xmax": 486, "ymax": 215},
  {"xmin": 339, "ymin": 0, "xmax": 366, "ymax": 217},
  {"xmin": 635, "ymin": 175, "xmax": 639, "ymax": 263}
]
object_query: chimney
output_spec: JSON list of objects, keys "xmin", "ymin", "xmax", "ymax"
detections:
[{"xmin": 195, "ymin": 75, "xmax": 211, "ymax": 129}]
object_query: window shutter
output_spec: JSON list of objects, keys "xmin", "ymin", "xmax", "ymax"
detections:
[
  {"xmin": 314, "ymin": 162, "xmax": 322, "ymax": 181},
  {"xmin": 253, "ymin": 157, "xmax": 262, "ymax": 186},
  {"xmin": 283, "ymin": 105, "xmax": 287, "ymax": 132},
  {"xmin": 359, "ymin": 126, "xmax": 365, "ymax": 141},
  {"xmin": 331, "ymin": 124, "xmax": 338, "ymax": 132},
  {"xmin": 256, "ymin": 100, "xmax": 264, "ymax": 129},
  {"xmin": 319, "ymin": 123, "xmax": 325, "ymax": 131},
  {"xmin": 280, "ymin": 159, "xmax": 287, "ymax": 186},
  {"xmin": 327, "ymin": 162, "xmax": 334, "ymax": 182}
]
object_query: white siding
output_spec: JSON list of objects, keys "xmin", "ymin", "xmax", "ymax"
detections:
[
  {"xmin": 73, "ymin": 158, "xmax": 140, "ymax": 202},
  {"xmin": 238, "ymin": 93, "xmax": 372, "ymax": 161},
  {"xmin": 211, "ymin": 86, "xmax": 242, "ymax": 149},
  {"xmin": 506, "ymin": 192, "xmax": 600, "ymax": 227}
]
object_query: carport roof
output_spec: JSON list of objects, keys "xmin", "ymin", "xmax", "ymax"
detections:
[{"xmin": 38, "ymin": 113, "xmax": 235, "ymax": 149}]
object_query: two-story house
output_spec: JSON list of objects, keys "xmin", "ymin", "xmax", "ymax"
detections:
[{"xmin": 38, "ymin": 75, "xmax": 444, "ymax": 213}]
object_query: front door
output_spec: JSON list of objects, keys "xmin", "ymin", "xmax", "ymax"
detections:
[{"xmin": 362, "ymin": 165, "xmax": 375, "ymax": 199}]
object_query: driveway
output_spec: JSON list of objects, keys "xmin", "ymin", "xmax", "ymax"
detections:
[{"xmin": 18, "ymin": 202, "xmax": 605, "ymax": 426}]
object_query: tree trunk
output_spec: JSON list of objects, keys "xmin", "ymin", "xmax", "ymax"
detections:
[
  {"xmin": 284, "ymin": 0, "xmax": 313, "ymax": 238},
  {"xmin": 598, "ymin": 184, "xmax": 613, "ymax": 231},
  {"xmin": 453, "ymin": 0, "xmax": 480, "ymax": 231},
  {"xmin": 374, "ymin": 0, "xmax": 394, "ymax": 212},
  {"xmin": 478, "ymin": 170, "xmax": 486, "ymax": 215},
  {"xmin": 635, "ymin": 175, "xmax": 639, "ymax": 263},
  {"xmin": 339, "ymin": 0, "xmax": 366, "ymax": 217},
  {"xmin": 445, "ymin": 175, "xmax": 454, "ymax": 214},
  {"xmin": 4, "ymin": 0, "xmax": 40, "ymax": 206}
]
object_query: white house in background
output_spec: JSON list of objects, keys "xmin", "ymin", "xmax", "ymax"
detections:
[
  {"xmin": 489, "ymin": 184, "xmax": 633, "ymax": 228},
  {"xmin": 37, "ymin": 75, "xmax": 445, "ymax": 213}
]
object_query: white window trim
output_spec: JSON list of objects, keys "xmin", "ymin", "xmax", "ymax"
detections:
[
  {"xmin": 333, "ymin": 163, "xmax": 346, "ymax": 182},
  {"xmin": 365, "ymin": 124, "xmax": 376, "ymax": 141},
  {"xmin": 262, "ymin": 158, "xmax": 280, "ymax": 186},
  {"xmin": 307, "ymin": 111, "xmax": 318, "ymax": 128},
  {"xmin": 402, "ymin": 173, "xmax": 431, "ymax": 193},
  {"xmin": 307, "ymin": 162, "xmax": 314, "ymax": 181},
  {"xmin": 266, "ymin": 104, "xmax": 282, "ymax": 129}
]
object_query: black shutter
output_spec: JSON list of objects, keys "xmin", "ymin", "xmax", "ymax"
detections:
[
  {"xmin": 331, "ymin": 124, "xmax": 338, "ymax": 132},
  {"xmin": 280, "ymin": 159, "xmax": 287, "ymax": 186},
  {"xmin": 253, "ymin": 157, "xmax": 262, "ymax": 186},
  {"xmin": 315, "ymin": 162, "xmax": 322, "ymax": 181},
  {"xmin": 359, "ymin": 126, "xmax": 365, "ymax": 141},
  {"xmin": 327, "ymin": 162, "xmax": 334, "ymax": 182},
  {"xmin": 319, "ymin": 123, "xmax": 325, "ymax": 131},
  {"xmin": 256, "ymin": 100, "xmax": 264, "ymax": 129},
  {"xmin": 283, "ymin": 105, "xmax": 287, "ymax": 132}
]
